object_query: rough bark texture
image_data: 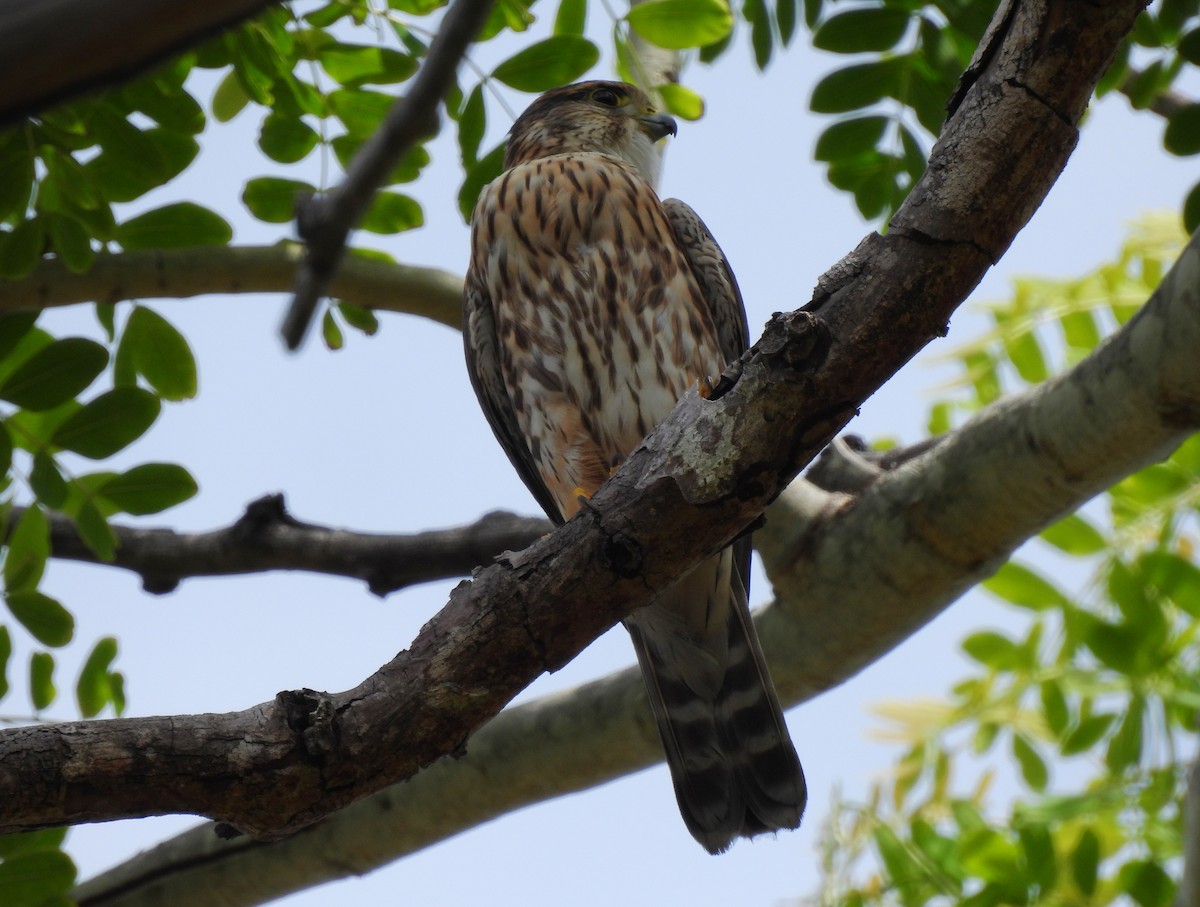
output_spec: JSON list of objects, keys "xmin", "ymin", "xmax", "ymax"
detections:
[
  {"xmin": 72, "ymin": 226, "xmax": 1200, "ymax": 907},
  {"xmin": 0, "ymin": 0, "xmax": 276, "ymax": 125},
  {"xmin": 0, "ymin": 0, "xmax": 1150, "ymax": 840}
]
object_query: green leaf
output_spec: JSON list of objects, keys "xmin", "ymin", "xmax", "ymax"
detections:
[
  {"xmin": 1165, "ymin": 103, "xmax": 1200, "ymax": 156},
  {"xmin": 0, "ymin": 624, "xmax": 10, "ymax": 699},
  {"xmin": 1181, "ymin": 27, "xmax": 1200, "ymax": 65},
  {"xmin": 329, "ymin": 88, "xmax": 393, "ymax": 138},
  {"xmin": 116, "ymin": 203, "xmax": 232, "ymax": 250},
  {"xmin": 258, "ymin": 113, "xmax": 320, "ymax": 164},
  {"xmin": 322, "ymin": 309, "xmax": 344, "ymax": 351},
  {"xmin": 458, "ymin": 143, "xmax": 506, "ymax": 222},
  {"xmin": 336, "ymin": 302, "xmax": 379, "ymax": 336},
  {"xmin": 0, "ymin": 828, "xmax": 68, "ymax": 859},
  {"xmin": 745, "ymin": 0, "xmax": 773, "ymax": 70},
  {"xmin": 1018, "ymin": 822, "xmax": 1056, "ymax": 891},
  {"xmin": 1040, "ymin": 513, "xmax": 1106, "ymax": 556},
  {"xmin": 658, "ymin": 84, "xmax": 705, "ymax": 121},
  {"xmin": 1003, "ymin": 330, "xmax": 1048, "ymax": 383},
  {"xmin": 1062, "ymin": 713, "xmax": 1116, "ymax": 756},
  {"xmin": 1105, "ymin": 694, "xmax": 1144, "ymax": 772},
  {"xmin": 1083, "ymin": 617, "xmax": 1142, "ymax": 674},
  {"xmin": 71, "ymin": 497, "xmax": 116, "ymax": 561},
  {"xmin": 811, "ymin": 60, "xmax": 901, "ymax": 113},
  {"xmin": 1012, "ymin": 733, "xmax": 1048, "ymax": 790},
  {"xmin": 983, "ymin": 562, "xmax": 1069, "ymax": 610},
  {"xmin": 0, "ymin": 219, "xmax": 45, "ymax": 280},
  {"xmin": 100, "ymin": 463, "xmax": 198, "ymax": 516},
  {"xmin": 4, "ymin": 506, "xmax": 49, "ymax": 593},
  {"xmin": 813, "ymin": 7, "xmax": 910, "ymax": 52},
  {"xmin": 1184, "ymin": 181, "xmax": 1200, "ymax": 235},
  {"xmin": 242, "ymin": 177, "xmax": 314, "ymax": 223},
  {"xmin": 361, "ymin": 191, "xmax": 424, "ymax": 234},
  {"xmin": 7, "ymin": 592, "xmax": 73, "ymax": 647},
  {"xmin": 1141, "ymin": 551, "xmax": 1200, "ymax": 617},
  {"xmin": 0, "ymin": 337, "xmax": 108, "ymax": 412},
  {"xmin": 492, "ymin": 36, "xmax": 600, "ymax": 91},
  {"xmin": 1119, "ymin": 859, "xmax": 1175, "ymax": 907},
  {"xmin": 29, "ymin": 452, "xmax": 67, "ymax": 509},
  {"xmin": 627, "ymin": 0, "xmax": 734, "ymax": 49},
  {"xmin": 212, "ymin": 70, "xmax": 251, "ymax": 122},
  {"xmin": 777, "ymin": 0, "xmax": 797, "ymax": 45},
  {"xmin": 554, "ymin": 0, "xmax": 586, "ymax": 35},
  {"xmin": 0, "ymin": 140, "xmax": 34, "ymax": 221},
  {"xmin": 1040, "ymin": 680, "xmax": 1070, "ymax": 737},
  {"xmin": 30, "ymin": 650, "xmax": 55, "ymax": 709},
  {"xmin": 52, "ymin": 387, "xmax": 161, "ymax": 459},
  {"xmin": 77, "ymin": 636, "xmax": 118, "ymax": 717},
  {"xmin": 43, "ymin": 213, "xmax": 94, "ymax": 273},
  {"xmin": 814, "ymin": 115, "xmax": 888, "ymax": 161},
  {"xmin": 0, "ymin": 313, "xmax": 39, "ymax": 363},
  {"xmin": 962, "ymin": 630, "xmax": 1020, "ymax": 669},
  {"xmin": 0, "ymin": 848, "xmax": 76, "ymax": 902},
  {"xmin": 321, "ymin": 44, "xmax": 418, "ymax": 86},
  {"xmin": 458, "ymin": 85, "xmax": 486, "ymax": 166},
  {"xmin": 122, "ymin": 307, "xmax": 198, "ymax": 401}
]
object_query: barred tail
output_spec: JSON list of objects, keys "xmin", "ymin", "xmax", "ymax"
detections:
[{"xmin": 624, "ymin": 549, "xmax": 806, "ymax": 854}]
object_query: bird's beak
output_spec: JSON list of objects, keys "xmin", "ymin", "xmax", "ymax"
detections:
[{"xmin": 637, "ymin": 112, "xmax": 678, "ymax": 142}]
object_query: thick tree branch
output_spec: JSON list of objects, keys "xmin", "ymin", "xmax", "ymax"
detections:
[
  {"xmin": 0, "ymin": 0, "xmax": 276, "ymax": 126},
  {"xmin": 74, "ymin": 220, "xmax": 1200, "ymax": 907},
  {"xmin": 282, "ymin": 0, "xmax": 494, "ymax": 348},
  {"xmin": 28, "ymin": 495, "xmax": 550, "ymax": 596},
  {"xmin": 0, "ymin": 0, "xmax": 1151, "ymax": 841},
  {"xmin": 5, "ymin": 244, "xmax": 464, "ymax": 329}
]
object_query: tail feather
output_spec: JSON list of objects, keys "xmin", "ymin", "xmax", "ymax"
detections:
[{"xmin": 624, "ymin": 548, "xmax": 806, "ymax": 854}]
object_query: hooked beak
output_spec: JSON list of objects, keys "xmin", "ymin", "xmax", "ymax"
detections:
[{"xmin": 637, "ymin": 112, "xmax": 678, "ymax": 142}]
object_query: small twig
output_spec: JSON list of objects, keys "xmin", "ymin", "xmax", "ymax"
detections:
[
  {"xmin": 25, "ymin": 495, "xmax": 549, "ymax": 597},
  {"xmin": 1177, "ymin": 739, "xmax": 1200, "ymax": 907},
  {"xmin": 282, "ymin": 0, "xmax": 496, "ymax": 349},
  {"xmin": 805, "ymin": 434, "xmax": 943, "ymax": 493}
]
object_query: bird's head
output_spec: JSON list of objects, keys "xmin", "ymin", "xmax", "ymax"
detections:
[{"xmin": 503, "ymin": 81, "xmax": 677, "ymax": 186}]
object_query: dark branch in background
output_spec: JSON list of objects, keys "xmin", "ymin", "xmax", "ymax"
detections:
[
  {"xmin": 24, "ymin": 496, "xmax": 550, "ymax": 596},
  {"xmin": 281, "ymin": 0, "xmax": 495, "ymax": 349},
  {"xmin": 0, "ymin": 0, "xmax": 1150, "ymax": 840},
  {"xmin": 0, "ymin": 0, "xmax": 275, "ymax": 126},
  {"xmin": 26, "ymin": 439, "xmax": 912, "ymax": 596}
]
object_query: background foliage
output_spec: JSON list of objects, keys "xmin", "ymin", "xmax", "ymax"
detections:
[{"xmin": 1, "ymin": 1, "xmax": 1198, "ymax": 905}]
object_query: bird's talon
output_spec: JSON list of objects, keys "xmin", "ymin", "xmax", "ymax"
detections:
[{"xmin": 698, "ymin": 375, "xmax": 716, "ymax": 399}]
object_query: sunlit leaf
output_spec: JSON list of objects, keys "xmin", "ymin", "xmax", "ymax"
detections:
[
  {"xmin": 627, "ymin": 0, "xmax": 734, "ymax": 49},
  {"xmin": 0, "ymin": 338, "xmax": 107, "ymax": 412},
  {"xmin": 116, "ymin": 203, "xmax": 232, "ymax": 250},
  {"xmin": 52, "ymin": 388, "xmax": 161, "ymax": 459}
]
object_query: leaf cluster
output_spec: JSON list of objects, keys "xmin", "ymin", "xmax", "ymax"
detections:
[{"xmin": 813, "ymin": 217, "xmax": 1198, "ymax": 907}]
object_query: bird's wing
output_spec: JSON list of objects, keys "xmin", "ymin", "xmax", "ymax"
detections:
[
  {"xmin": 463, "ymin": 271, "xmax": 567, "ymax": 526},
  {"xmin": 662, "ymin": 198, "xmax": 751, "ymax": 365},
  {"xmin": 663, "ymin": 198, "xmax": 753, "ymax": 592}
]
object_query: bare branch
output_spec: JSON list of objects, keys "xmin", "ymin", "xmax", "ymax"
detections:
[
  {"xmin": 30, "ymin": 495, "xmax": 550, "ymax": 596},
  {"xmin": 282, "ymin": 0, "xmax": 495, "ymax": 349},
  {"xmin": 0, "ymin": 0, "xmax": 275, "ymax": 125},
  {"xmin": 4, "ymin": 244, "xmax": 464, "ymax": 328},
  {"xmin": 0, "ymin": 0, "xmax": 1152, "ymax": 842},
  {"xmin": 74, "ymin": 219, "xmax": 1200, "ymax": 907}
]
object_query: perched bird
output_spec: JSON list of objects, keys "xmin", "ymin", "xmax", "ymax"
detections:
[{"xmin": 462, "ymin": 81, "xmax": 806, "ymax": 853}]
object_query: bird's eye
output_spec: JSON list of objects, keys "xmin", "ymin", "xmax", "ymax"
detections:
[{"xmin": 592, "ymin": 87, "xmax": 623, "ymax": 107}]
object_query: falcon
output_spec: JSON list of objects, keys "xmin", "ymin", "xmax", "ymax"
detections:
[{"xmin": 462, "ymin": 80, "xmax": 806, "ymax": 853}]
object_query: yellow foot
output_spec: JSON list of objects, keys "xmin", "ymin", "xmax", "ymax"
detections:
[
  {"xmin": 608, "ymin": 453, "xmax": 625, "ymax": 476},
  {"xmin": 572, "ymin": 486, "xmax": 591, "ymax": 503},
  {"xmin": 698, "ymin": 375, "xmax": 716, "ymax": 399}
]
